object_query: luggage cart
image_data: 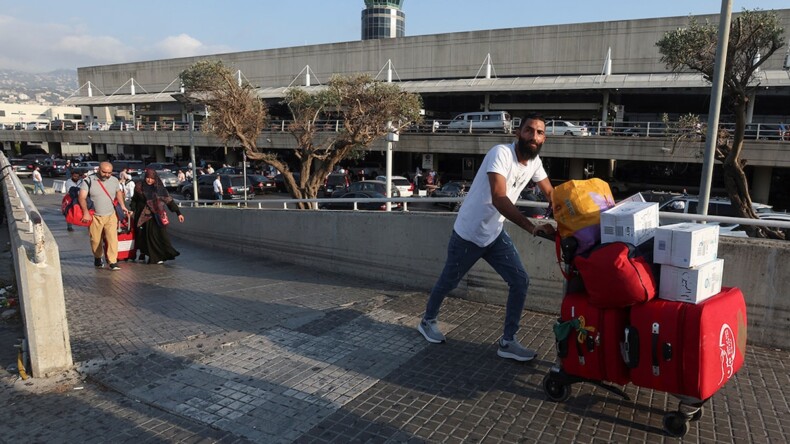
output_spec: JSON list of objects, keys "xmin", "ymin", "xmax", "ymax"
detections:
[{"xmin": 537, "ymin": 232, "xmax": 705, "ymax": 438}]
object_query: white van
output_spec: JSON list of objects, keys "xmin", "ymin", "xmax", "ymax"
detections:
[{"xmin": 447, "ymin": 111, "xmax": 512, "ymax": 133}]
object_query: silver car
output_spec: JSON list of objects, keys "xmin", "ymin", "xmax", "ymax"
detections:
[
  {"xmin": 545, "ymin": 120, "xmax": 590, "ymax": 136},
  {"xmin": 157, "ymin": 171, "xmax": 180, "ymax": 191}
]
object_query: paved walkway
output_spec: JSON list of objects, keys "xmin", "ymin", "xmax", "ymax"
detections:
[{"xmin": 1, "ymin": 192, "xmax": 789, "ymax": 443}]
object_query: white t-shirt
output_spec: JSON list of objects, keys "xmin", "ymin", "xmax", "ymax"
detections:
[{"xmin": 454, "ymin": 143, "xmax": 548, "ymax": 247}]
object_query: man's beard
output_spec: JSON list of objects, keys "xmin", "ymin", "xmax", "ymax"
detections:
[{"xmin": 516, "ymin": 137, "xmax": 543, "ymax": 160}]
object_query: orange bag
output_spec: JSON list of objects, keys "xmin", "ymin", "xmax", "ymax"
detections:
[{"xmin": 551, "ymin": 178, "xmax": 615, "ymax": 254}]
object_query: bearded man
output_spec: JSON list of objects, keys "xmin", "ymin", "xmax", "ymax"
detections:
[{"xmin": 417, "ymin": 113, "xmax": 556, "ymax": 362}]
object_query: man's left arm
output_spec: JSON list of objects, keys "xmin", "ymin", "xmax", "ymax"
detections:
[
  {"xmin": 488, "ymin": 173, "xmax": 554, "ymax": 237},
  {"xmin": 115, "ymin": 189, "xmax": 130, "ymax": 213}
]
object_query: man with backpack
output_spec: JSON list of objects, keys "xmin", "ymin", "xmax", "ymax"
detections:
[
  {"xmin": 78, "ymin": 162, "xmax": 131, "ymax": 271},
  {"xmin": 63, "ymin": 170, "xmax": 83, "ymax": 232}
]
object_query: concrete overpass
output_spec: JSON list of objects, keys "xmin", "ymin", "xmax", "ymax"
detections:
[{"xmin": 1, "ymin": 128, "xmax": 785, "ymax": 204}]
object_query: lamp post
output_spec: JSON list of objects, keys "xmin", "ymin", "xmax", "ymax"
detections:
[
  {"xmin": 384, "ymin": 121, "xmax": 398, "ymax": 212},
  {"xmin": 172, "ymin": 93, "xmax": 199, "ymax": 203}
]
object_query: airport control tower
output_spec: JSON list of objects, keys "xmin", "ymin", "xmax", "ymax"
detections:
[{"xmin": 362, "ymin": 0, "xmax": 405, "ymax": 40}]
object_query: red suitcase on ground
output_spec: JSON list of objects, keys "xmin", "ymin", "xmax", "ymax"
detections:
[
  {"xmin": 113, "ymin": 229, "xmax": 137, "ymax": 261},
  {"xmin": 627, "ymin": 287, "xmax": 747, "ymax": 401},
  {"xmin": 556, "ymin": 292, "xmax": 630, "ymax": 386},
  {"xmin": 104, "ymin": 216, "xmax": 137, "ymax": 262}
]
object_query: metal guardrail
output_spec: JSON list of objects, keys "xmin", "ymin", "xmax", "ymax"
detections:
[
  {"xmin": 9, "ymin": 119, "xmax": 789, "ymax": 140},
  {"xmin": 176, "ymin": 195, "xmax": 790, "ymax": 234},
  {"xmin": 0, "ymin": 153, "xmax": 47, "ymax": 264}
]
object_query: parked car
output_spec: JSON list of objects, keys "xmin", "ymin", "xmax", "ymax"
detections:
[
  {"xmin": 9, "ymin": 158, "xmax": 34, "ymax": 177},
  {"xmin": 108, "ymin": 121, "xmax": 135, "ymax": 131},
  {"xmin": 114, "ymin": 160, "xmax": 145, "ymax": 177},
  {"xmin": 431, "ymin": 181, "xmax": 470, "ymax": 211},
  {"xmin": 71, "ymin": 161, "xmax": 102, "ymax": 176},
  {"xmin": 37, "ymin": 158, "xmax": 69, "ymax": 177},
  {"xmin": 374, "ymin": 175, "xmax": 414, "ymax": 197},
  {"xmin": 644, "ymin": 192, "xmax": 775, "ymax": 237},
  {"xmin": 544, "ymin": 120, "xmax": 589, "ymax": 136},
  {"xmin": 25, "ymin": 121, "xmax": 48, "ymax": 130},
  {"xmin": 649, "ymin": 193, "xmax": 774, "ymax": 217},
  {"xmin": 146, "ymin": 162, "xmax": 178, "ymax": 172},
  {"xmin": 84, "ymin": 121, "xmax": 107, "ymax": 131},
  {"xmin": 180, "ymin": 174, "xmax": 251, "ymax": 200},
  {"xmin": 446, "ymin": 111, "xmax": 513, "ymax": 134},
  {"xmin": 330, "ymin": 180, "xmax": 400, "ymax": 198},
  {"xmin": 319, "ymin": 191, "xmax": 400, "ymax": 211},
  {"xmin": 322, "ymin": 172, "xmax": 351, "ymax": 197},
  {"xmin": 274, "ymin": 172, "xmax": 301, "ymax": 192},
  {"xmin": 214, "ymin": 166, "xmax": 244, "ymax": 175},
  {"xmin": 50, "ymin": 119, "xmax": 76, "ymax": 131},
  {"xmin": 247, "ymin": 174, "xmax": 277, "ymax": 194},
  {"xmin": 156, "ymin": 171, "xmax": 180, "ymax": 191},
  {"xmin": 347, "ymin": 162, "xmax": 384, "ymax": 180}
]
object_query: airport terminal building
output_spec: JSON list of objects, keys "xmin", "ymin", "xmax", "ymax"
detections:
[{"xmin": 3, "ymin": 8, "xmax": 790, "ymax": 206}]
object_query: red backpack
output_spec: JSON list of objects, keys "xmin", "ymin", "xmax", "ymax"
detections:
[{"xmin": 572, "ymin": 242, "xmax": 657, "ymax": 309}]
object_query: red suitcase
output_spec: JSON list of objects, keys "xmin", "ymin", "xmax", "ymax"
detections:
[
  {"xmin": 104, "ymin": 216, "xmax": 137, "ymax": 262},
  {"xmin": 556, "ymin": 292, "xmax": 630, "ymax": 386},
  {"xmin": 628, "ymin": 287, "xmax": 747, "ymax": 401},
  {"xmin": 114, "ymin": 229, "xmax": 137, "ymax": 261}
]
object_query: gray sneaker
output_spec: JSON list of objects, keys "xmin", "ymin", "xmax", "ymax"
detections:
[
  {"xmin": 418, "ymin": 319, "xmax": 446, "ymax": 344},
  {"xmin": 497, "ymin": 337, "xmax": 537, "ymax": 362}
]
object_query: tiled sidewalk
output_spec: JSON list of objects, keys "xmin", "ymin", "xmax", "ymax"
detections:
[{"xmin": 1, "ymin": 193, "xmax": 789, "ymax": 443}]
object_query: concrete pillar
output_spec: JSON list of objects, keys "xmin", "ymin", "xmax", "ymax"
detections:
[
  {"xmin": 751, "ymin": 166, "xmax": 772, "ymax": 204},
  {"xmin": 746, "ymin": 93, "xmax": 756, "ymax": 123},
  {"xmin": 606, "ymin": 159, "xmax": 616, "ymax": 178},
  {"xmin": 225, "ymin": 149, "xmax": 239, "ymax": 167},
  {"xmin": 569, "ymin": 158, "xmax": 585, "ymax": 179},
  {"xmin": 601, "ymin": 91, "xmax": 610, "ymax": 124},
  {"xmin": 154, "ymin": 145, "xmax": 167, "ymax": 162}
]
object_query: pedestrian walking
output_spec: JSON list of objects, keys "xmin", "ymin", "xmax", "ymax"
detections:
[
  {"xmin": 131, "ymin": 169, "xmax": 184, "ymax": 264},
  {"xmin": 417, "ymin": 113, "xmax": 556, "ymax": 362},
  {"xmin": 64, "ymin": 170, "xmax": 83, "ymax": 232},
  {"xmin": 32, "ymin": 166, "xmax": 45, "ymax": 195},
  {"xmin": 77, "ymin": 161, "xmax": 130, "ymax": 271},
  {"xmin": 213, "ymin": 174, "xmax": 223, "ymax": 204}
]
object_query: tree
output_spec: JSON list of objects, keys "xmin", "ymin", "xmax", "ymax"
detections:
[
  {"xmin": 656, "ymin": 9, "xmax": 785, "ymax": 238},
  {"xmin": 180, "ymin": 65, "xmax": 423, "ymax": 206},
  {"xmin": 279, "ymin": 74, "xmax": 423, "ymax": 205},
  {"xmin": 179, "ymin": 60, "xmax": 269, "ymax": 161}
]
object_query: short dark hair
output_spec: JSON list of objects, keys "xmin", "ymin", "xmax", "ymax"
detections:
[{"xmin": 519, "ymin": 113, "xmax": 546, "ymax": 129}]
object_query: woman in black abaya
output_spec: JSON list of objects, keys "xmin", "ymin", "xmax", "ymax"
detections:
[{"xmin": 132, "ymin": 169, "xmax": 185, "ymax": 264}]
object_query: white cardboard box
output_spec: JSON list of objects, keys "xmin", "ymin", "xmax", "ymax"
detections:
[
  {"xmin": 653, "ymin": 223, "xmax": 719, "ymax": 268},
  {"xmin": 600, "ymin": 201, "xmax": 659, "ymax": 246},
  {"xmin": 659, "ymin": 258, "xmax": 724, "ymax": 304},
  {"xmin": 616, "ymin": 192, "xmax": 646, "ymax": 205}
]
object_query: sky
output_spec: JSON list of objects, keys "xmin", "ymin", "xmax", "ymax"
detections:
[{"xmin": 0, "ymin": 0, "xmax": 787, "ymax": 73}]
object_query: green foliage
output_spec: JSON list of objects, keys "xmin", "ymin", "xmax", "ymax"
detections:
[
  {"xmin": 655, "ymin": 9, "xmax": 786, "ymax": 238},
  {"xmin": 657, "ymin": 10, "xmax": 784, "ymax": 98},
  {"xmin": 280, "ymin": 73, "xmax": 423, "ymax": 201},
  {"xmin": 179, "ymin": 60, "xmax": 228, "ymax": 92}
]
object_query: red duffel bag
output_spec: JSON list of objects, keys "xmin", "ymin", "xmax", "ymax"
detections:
[
  {"xmin": 65, "ymin": 203, "xmax": 94, "ymax": 227},
  {"xmin": 573, "ymin": 241, "xmax": 657, "ymax": 309}
]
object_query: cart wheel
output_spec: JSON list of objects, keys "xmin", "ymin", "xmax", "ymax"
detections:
[
  {"xmin": 663, "ymin": 412, "xmax": 690, "ymax": 438},
  {"xmin": 542, "ymin": 373, "xmax": 571, "ymax": 402},
  {"xmin": 691, "ymin": 406, "xmax": 703, "ymax": 421}
]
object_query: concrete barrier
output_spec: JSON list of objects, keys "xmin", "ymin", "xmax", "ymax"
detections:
[
  {"xmin": 52, "ymin": 180, "xmax": 67, "ymax": 193},
  {"xmin": 169, "ymin": 206, "xmax": 790, "ymax": 350},
  {"xmin": 2, "ymin": 179, "xmax": 73, "ymax": 377}
]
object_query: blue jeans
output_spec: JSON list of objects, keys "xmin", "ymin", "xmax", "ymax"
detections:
[
  {"xmin": 33, "ymin": 181, "xmax": 45, "ymax": 194},
  {"xmin": 424, "ymin": 230, "xmax": 529, "ymax": 341}
]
